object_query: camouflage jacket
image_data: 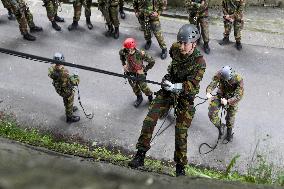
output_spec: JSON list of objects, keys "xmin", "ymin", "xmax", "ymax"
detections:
[
  {"xmin": 185, "ymin": 0, "xmax": 209, "ymax": 18},
  {"xmin": 119, "ymin": 48, "xmax": 155, "ymax": 74},
  {"xmin": 222, "ymin": 0, "xmax": 245, "ymax": 20},
  {"xmin": 133, "ymin": 0, "xmax": 165, "ymax": 18},
  {"xmin": 98, "ymin": 0, "xmax": 119, "ymax": 7},
  {"xmin": 206, "ymin": 71, "xmax": 244, "ymax": 106},
  {"xmin": 48, "ymin": 65, "xmax": 80, "ymax": 97},
  {"xmin": 164, "ymin": 42, "xmax": 206, "ymax": 97}
]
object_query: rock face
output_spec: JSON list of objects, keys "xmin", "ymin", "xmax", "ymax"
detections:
[{"xmin": 0, "ymin": 137, "xmax": 281, "ymax": 189}]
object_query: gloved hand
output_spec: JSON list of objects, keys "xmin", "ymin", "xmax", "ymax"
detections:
[
  {"xmin": 163, "ymin": 80, "xmax": 183, "ymax": 94},
  {"xmin": 206, "ymin": 93, "xmax": 213, "ymax": 99},
  {"xmin": 221, "ymin": 98, "xmax": 228, "ymax": 106}
]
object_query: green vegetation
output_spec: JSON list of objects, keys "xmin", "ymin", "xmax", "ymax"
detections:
[{"xmin": 0, "ymin": 113, "xmax": 283, "ymax": 186}]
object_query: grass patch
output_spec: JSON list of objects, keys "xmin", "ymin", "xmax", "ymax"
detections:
[{"xmin": 0, "ymin": 113, "xmax": 283, "ymax": 186}]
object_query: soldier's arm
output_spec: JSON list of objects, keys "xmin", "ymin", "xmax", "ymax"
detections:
[
  {"xmin": 141, "ymin": 50, "xmax": 155, "ymax": 72},
  {"xmin": 233, "ymin": 0, "xmax": 245, "ymax": 20},
  {"xmin": 206, "ymin": 72, "xmax": 221, "ymax": 94},
  {"xmin": 183, "ymin": 57, "xmax": 206, "ymax": 94},
  {"xmin": 156, "ymin": 0, "xmax": 165, "ymax": 15},
  {"xmin": 222, "ymin": 0, "xmax": 229, "ymax": 15},
  {"xmin": 119, "ymin": 49, "xmax": 127, "ymax": 66},
  {"xmin": 133, "ymin": 0, "xmax": 139, "ymax": 12},
  {"xmin": 198, "ymin": 0, "xmax": 208, "ymax": 13},
  {"xmin": 228, "ymin": 76, "xmax": 244, "ymax": 106}
]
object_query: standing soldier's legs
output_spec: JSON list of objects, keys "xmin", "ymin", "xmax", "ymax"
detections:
[
  {"xmin": 224, "ymin": 105, "xmax": 238, "ymax": 141},
  {"xmin": 199, "ymin": 17, "xmax": 210, "ymax": 54},
  {"xmin": 85, "ymin": 0, "xmax": 93, "ymax": 29},
  {"xmin": 68, "ymin": 0, "xmax": 82, "ymax": 31},
  {"xmin": 22, "ymin": 1, "xmax": 43, "ymax": 33},
  {"xmin": 44, "ymin": 0, "xmax": 62, "ymax": 31},
  {"xmin": 1, "ymin": 0, "xmax": 15, "ymax": 20},
  {"xmin": 137, "ymin": 14, "xmax": 145, "ymax": 31},
  {"xmin": 234, "ymin": 20, "xmax": 243, "ymax": 50},
  {"xmin": 208, "ymin": 98, "xmax": 224, "ymax": 138},
  {"xmin": 151, "ymin": 20, "xmax": 167, "ymax": 59},
  {"xmin": 63, "ymin": 92, "xmax": 80, "ymax": 123},
  {"xmin": 100, "ymin": 6, "xmax": 113, "ymax": 37},
  {"xmin": 220, "ymin": 20, "xmax": 232, "ymax": 45},
  {"xmin": 143, "ymin": 17, "xmax": 152, "ymax": 50},
  {"xmin": 137, "ymin": 75, "xmax": 153, "ymax": 102},
  {"xmin": 119, "ymin": 0, "xmax": 125, "ymax": 19},
  {"xmin": 128, "ymin": 78, "xmax": 143, "ymax": 107},
  {"xmin": 110, "ymin": 5, "xmax": 119, "ymax": 39}
]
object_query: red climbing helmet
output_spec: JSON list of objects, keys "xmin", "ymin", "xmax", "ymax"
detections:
[{"xmin": 123, "ymin": 38, "xmax": 136, "ymax": 49}]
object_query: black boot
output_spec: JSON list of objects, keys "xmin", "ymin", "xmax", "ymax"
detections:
[
  {"xmin": 176, "ymin": 164, "xmax": 186, "ymax": 177},
  {"xmin": 54, "ymin": 15, "xmax": 65, "ymax": 22},
  {"xmin": 134, "ymin": 95, "xmax": 143, "ymax": 108},
  {"xmin": 30, "ymin": 26, "xmax": 43, "ymax": 33},
  {"xmin": 66, "ymin": 115, "xmax": 80, "ymax": 123},
  {"xmin": 160, "ymin": 48, "xmax": 167, "ymax": 60},
  {"xmin": 86, "ymin": 17, "xmax": 93, "ymax": 30},
  {"xmin": 217, "ymin": 125, "xmax": 224, "ymax": 139},
  {"xmin": 105, "ymin": 24, "xmax": 114, "ymax": 37},
  {"xmin": 23, "ymin": 33, "xmax": 36, "ymax": 41},
  {"xmin": 148, "ymin": 94, "xmax": 153, "ymax": 102},
  {"xmin": 128, "ymin": 150, "xmax": 146, "ymax": 168},
  {"xmin": 119, "ymin": 6, "xmax": 126, "ymax": 19},
  {"xmin": 144, "ymin": 40, "xmax": 152, "ymax": 50},
  {"xmin": 113, "ymin": 27, "xmax": 119, "ymax": 39},
  {"xmin": 68, "ymin": 21, "xmax": 78, "ymax": 31},
  {"xmin": 236, "ymin": 41, "xmax": 242, "ymax": 50},
  {"xmin": 225, "ymin": 127, "xmax": 233, "ymax": 142},
  {"xmin": 73, "ymin": 106, "xmax": 78, "ymax": 112},
  {"xmin": 219, "ymin": 36, "xmax": 229, "ymax": 45},
  {"xmin": 51, "ymin": 21, "xmax": 61, "ymax": 31},
  {"xmin": 203, "ymin": 42, "xmax": 211, "ymax": 54},
  {"xmin": 7, "ymin": 9, "xmax": 15, "ymax": 20}
]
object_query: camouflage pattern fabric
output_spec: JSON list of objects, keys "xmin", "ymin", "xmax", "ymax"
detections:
[
  {"xmin": 206, "ymin": 71, "xmax": 244, "ymax": 128},
  {"xmin": 119, "ymin": 0, "xmax": 123, "ymax": 7},
  {"xmin": 136, "ymin": 43, "xmax": 206, "ymax": 165},
  {"xmin": 48, "ymin": 65, "xmax": 80, "ymax": 117},
  {"xmin": 1, "ymin": 0, "xmax": 11, "ymax": 9},
  {"xmin": 222, "ymin": 0, "xmax": 245, "ymax": 41},
  {"xmin": 72, "ymin": 0, "xmax": 92, "ymax": 21},
  {"xmin": 6, "ymin": 0, "xmax": 35, "ymax": 34},
  {"xmin": 119, "ymin": 48, "xmax": 155, "ymax": 96},
  {"xmin": 43, "ymin": 0, "xmax": 59, "ymax": 21},
  {"xmin": 98, "ymin": 0, "xmax": 119, "ymax": 27}
]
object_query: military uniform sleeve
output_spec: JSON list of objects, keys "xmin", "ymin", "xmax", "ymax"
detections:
[
  {"xmin": 206, "ymin": 71, "xmax": 221, "ymax": 94},
  {"xmin": 222, "ymin": 0, "xmax": 229, "ymax": 15},
  {"xmin": 133, "ymin": 0, "xmax": 139, "ymax": 12},
  {"xmin": 233, "ymin": 0, "xmax": 245, "ymax": 20},
  {"xmin": 119, "ymin": 49, "xmax": 127, "ymax": 66},
  {"xmin": 156, "ymin": 0, "xmax": 164, "ymax": 15},
  {"xmin": 228, "ymin": 76, "xmax": 244, "ymax": 106},
  {"xmin": 141, "ymin": 50, "xmax": 155, "ymax": 72},
  {"xmin": 70, "ymin": 75, "xmax": 80, "ymax": 86},
  {"xmin": 183, "ymin": 57, "xmax": 206, "ymax": 94},
  {"xmin": 48, "ymin": 67, "xmax": 54, "ymax": 79}
]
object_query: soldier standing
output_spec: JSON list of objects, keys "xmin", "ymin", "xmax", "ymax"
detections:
[
  {"xmin": 48, "ymin": 53, "xmax": 80, "ymax": 123},
  {"xmin": 134, "ymin": 0, "xmax": 167, "ymax": 60},
  {"xmin": 128, "ymin": 24, "xmax": 206, "ymax": 176},
  {"xmin": 68, "ymin": 0, "xmax": 93, "ymax": 31},
  {"xmin": 119, "ymin": 38, "xmax": 155, "ymax": 107},
  {"xmin": 206, "ymin": 66, "xmax": 244, "ymax": 141},
  {"xmin": 98, "ymin": 0, "xmax": 120, "ymax": 39},
  {"xmin": 219, "ymin": 0, "xmax": 245, "ymax": 50},
  {"xmin": 1, "ymin": 0, "xmax": 16, "ymax": 20},
  {"xmin": 6, "ymin": 0, "xmax": 43, "ymax": 41},
  {"xmin": 185, "ymin": 0, "xmax": 210, "ymax": 54},
  {"xmin": 42, "ymin": 0, "xmax": 65, "ymax": 31},
  {"xmin": 133, "ymin": 0, "xmax": 145, "ymax": 31},
  {"xmin": 119, "ymin": 0, "xmax": 125, "ymax": 19}
]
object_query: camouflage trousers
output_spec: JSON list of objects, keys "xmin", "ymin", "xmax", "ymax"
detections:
[
  {"xmin": 43, "ymin": 0, "xmax": 59, "ymax": 21},
  {"xmin": 189, "ymin": 16, "xmax": 209, "ymax": 43},
  {"xmin": 1, "ymin": 0, "xmax": 11, "ymax": 9},
  {"xmin": 136, "ymin": 91, "xmax": 195, "ymax": 165},
  {"xmin": 143, "ymin": 17, "xmax": 167, "ymax": 49},
  {"xmin": 100, "ymin": 5, "xmax": 119, "ymax": 27},
  {"xmin": 127, "ymin": 73, "xmax": 152, "ymax": 97},
  {"xmin": 62, "ymin": 92, "xmax": 75, "ymax": 117},
  {"xmin": 72, "ymin": 0, "xmax": 92, "ymax": 21},
  {"xmin": 136, "ymin": 13, "xmax": 145, "ymax": 30},
  {"xmin": 208, "ymin": 97, "xmax": 238, "ymax": 128},
  {"xmin": 7, "ymin": 0, "xmax": 35, "ymax": 34},
  {"xmin": 223, "ymin": 19, "xmax": 243, "ymax": 42}
]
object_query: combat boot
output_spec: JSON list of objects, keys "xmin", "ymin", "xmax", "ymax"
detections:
[
  {"xmin": 23, "ymin": 33, "xmax": 36, "ymax": 41},
  {"xmin": 66, "ymin": 115, "xmax": 80, "ymax": 123},
  {"xmin": 144, "ymin": 40, "xmax": 152, "ymax": 50},
  {"xmin": 73, "ymin": 106, "xmax": 78, "ymax": 112},
  {"xmin": 119, "ymin": 6, "xmax": 126, "ymax": 19},
  {"xmin": 148, "ymin": 94, "xmax": 153, "ymax": 103},
  {"xmin": 176, "ymin": 164, "xmax": 186, "ymax": 177},
  {"xmin": 160, "ymin": 48, "xmax": 167, "ymax": 60},
  {"xmin": 105, "ymin": 24, "xmax": 114, "ymax": 37},
  {"xmin": 7, "ymin": 9, "xmax": 15, "ymax": 20},
  {"xmin": 236, "ymin": 41, "xmax": 242, "ymax": 50},
  {"xmin": 219, "ymin": 36, "xmax": 229, "ymax": 45},
  {"xmin": 203, "ymin": 42, "xmax": 211, "ymax": 54},
  {"xmin": 128, "ymin": 150, "xmax": 146, "ymax": 168},
  {"xmin": 134, "ymin": 94, "xmax": 143, "ymax": 108},
  {"xmin": 54, "ymin": 14, "xmax": 65, "ymax": 22},
  {"xmin": 86, "ymin": 17, "xmax": 93, "ymax": 30},
  {"xmin": 225, "ymin": 127, "xmax": 233, "ymax": 142},
  {"xmin": 30, "ymin": 26, "xmax": 43, "ymax": 33},
  {"xmin": 68, "ymin": 21, "xmax": 78, "ymax": 31},
  {"xmin": 114, "ymin": 27, "xmax": 119, "ymax": 39},
  {"xmin": 51, "ymin": 21, "xmax": 61, "ymax": 31}
]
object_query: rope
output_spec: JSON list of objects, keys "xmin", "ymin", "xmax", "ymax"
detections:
[{"xmin": 76, "ymin": 86, "xmax": 94, "ymax": 119}]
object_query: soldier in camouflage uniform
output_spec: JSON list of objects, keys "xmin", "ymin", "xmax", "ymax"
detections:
[
  {"xmin": 68, "ymin": 0, "xmax": 93, "ymax": 31},
  {"xmin": 42, "ymin": 0, "xmax": 65, "ymax": 31},
  {"xmin": 48, "ymin": 53, "xmax": 81, "ymax": 123},
  {"xmin": 6, "ymin": 0, "xmax": 43, "ymax": 41},
  {"xmin": 219, "ymin": 0, "xmax": 245, "ymax": 50},
  {"xmin": 119, "ymin": 38, "xmax": 155, "ymax": 107},
  {"xmin": 98, "ymin": 0, "xmax": 120, "ymax": 39},
  {"xmin": 206, "ymin": 66, "xmax": 244, "ymax": 141},
  {"xmin": 119, "ymin": 0, "xmax": 125, "ymax": 19},
  {"xmin": 185, "ymin": 0, "xmax": 210, "ymax": 54},
  {"xmin": 133, "ymin": 0, "xmax": 145, "ymax": 31},
  {"xmin": 1, "ymin": 0, "xmax": 16, "ymax": 20},
  {"xmin": 128, "ymin": 24, "xmax": 206, "ymax": 177}
]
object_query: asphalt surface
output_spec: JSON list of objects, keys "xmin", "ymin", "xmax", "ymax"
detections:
[{"xmin": 1, "ymin": 1, "xmax": 284, "ymax": 174}]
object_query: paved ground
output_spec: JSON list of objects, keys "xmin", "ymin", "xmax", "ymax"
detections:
[{"xmin": 1, "ymin": 1, "xmax": 284, "ymax": 175}]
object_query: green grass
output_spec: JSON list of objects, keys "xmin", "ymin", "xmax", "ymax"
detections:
[{"xmin": 0, "ymin": 113, "xmax": 283, "ymax": 186}]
